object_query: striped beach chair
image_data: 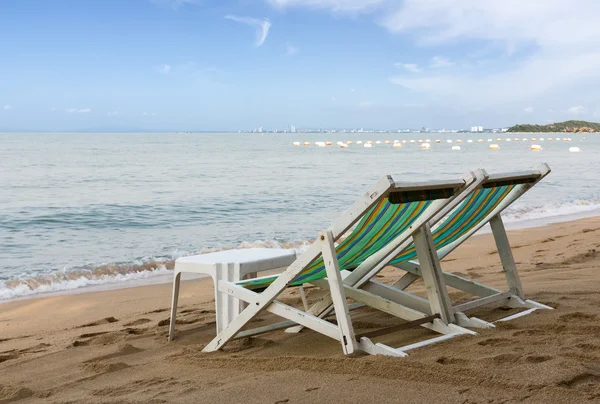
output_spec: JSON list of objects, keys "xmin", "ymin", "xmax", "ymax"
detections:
[
  {"xmin": 201, "ymin": 171, "xmax": 486, "ymax": 356},
  {"xmin": 297, "ymin": 163, "xmax": 552, "ymax": 338}
]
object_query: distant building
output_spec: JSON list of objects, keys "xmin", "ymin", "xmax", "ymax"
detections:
[{"xmin": 290, "ymin": 125, "xmax": 296, "ymax": 133}]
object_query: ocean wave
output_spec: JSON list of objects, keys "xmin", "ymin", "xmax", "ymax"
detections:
[
  {"xmin": 2, "ymin": 199, "xmax": 599, "ymax": 301},
  {"xmin": 0, "ymin": 239, "xmax": 314, "ymax": 301},
  {"xmin": 503, "ymin": 199, "xmax": 600, "ymax": 223}
]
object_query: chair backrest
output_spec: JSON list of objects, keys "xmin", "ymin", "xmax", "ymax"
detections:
[
  {"xmin": 238, "ymin": 174, "xmax": 476, "ymax": 289},
  {"xmin": 390, "ymin": 164, "xmax": 550, "ymax": 265}
]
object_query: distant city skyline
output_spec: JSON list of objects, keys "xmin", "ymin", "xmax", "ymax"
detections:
[{"xmin": 2, "ymin": 1, "xmax": 600, "ymax": 132}]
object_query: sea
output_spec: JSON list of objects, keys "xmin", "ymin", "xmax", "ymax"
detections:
[{"xmin": 1, "ymin": 132, "xmax": 599, "ymax": 301}]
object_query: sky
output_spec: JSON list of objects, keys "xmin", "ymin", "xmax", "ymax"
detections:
[{"xmin": 2, "ymin": 0, "xmax": 600, "ymax": 131}]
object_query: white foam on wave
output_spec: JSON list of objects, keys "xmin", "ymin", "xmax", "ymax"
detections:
[
  {"xmin": 0, "ymin": 239, "xmax": 314, "ymax": 301},
  {"xmin": 503, "ymin": 199, "xmax": 600, "ymax": 223}
]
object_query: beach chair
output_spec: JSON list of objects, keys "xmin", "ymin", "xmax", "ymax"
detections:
[
  {"xmin": 201, "ymin": 171, "xmax": 487, "ymax": 356},
  {"xmin": 294, "ymin": 163, "xmax": 552, "ymax": 334}
]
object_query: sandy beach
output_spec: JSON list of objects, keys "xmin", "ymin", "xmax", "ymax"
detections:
[{"xmin": 2, "ymin": 216, "xmax": 600, "ymax": 403}]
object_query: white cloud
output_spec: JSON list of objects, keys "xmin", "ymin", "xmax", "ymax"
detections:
[
  {"xmin": 429, "ymin": 56, "xmax": 454, "ymax": 68},
  {"xmin": 157, "ymin": 64, "xmax": 171, "ymax": 74},
  {"xmin": 225, "ymin": 15, "xmax": 271, "ymax": 47},
  {"xmin": 66, "ymin": 108, "xmax": 91, "ymax": 114},
  {"xmin": 142, "ymin": 111, "xmax": 157, "ymax": 116},
  {"xmin": 394, "ymin": 63, "xmax": 421, "ymax": 73},
  {"xmin": 285, "ymin": 43, "xmax": 299, "ymax": 56},
  {"xmin": 107, "ymin": 111, "xmax": 120, "ymax": 117},
  {"xmin": 359, "ymin": 100, "xmax": 374, "ymax": 107},
  {"xmin": 3, "ymin": 105, "xmax": 12, "ymax": 111},
  {"xmin": 567, "ymin": 105, "xmax": 587, "ymax": 115},
  {"xmin": 270, "ymin": 0, "xmax": 600, "ymax": 108},
  {"xmin": 350, "ymin": 88, "xmax": 356, "ymax": 92},
  {"xmin": 524, "ymin": 106, "xmax": 534, "ymax": 113}
]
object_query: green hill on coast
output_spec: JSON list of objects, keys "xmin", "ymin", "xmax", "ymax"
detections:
[{"xmin": 508, "ymin": 120, "xmax": 600, "ymax": 133}]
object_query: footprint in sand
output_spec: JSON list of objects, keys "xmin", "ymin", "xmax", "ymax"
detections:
[
  {"xmin": 76, "ymin": 317, "xmax": 119, "ymax": 328},
  {"xmin": 124, "ymin": 318, "xmax": 152, "ymax": 326},
  {"xmin": 0, "ymin": 385, "xmax": 34, "ymax": 402},
  {"xmin": 477, "ymin": 337, "xmax": 512, "ymax": 347},
  {"xmin": 524, "ymin": 355, "xmax": 553, "ymax": 363}
]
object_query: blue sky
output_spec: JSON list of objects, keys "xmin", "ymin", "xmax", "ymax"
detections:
[{"xmin": 1, "ymin": 0, "xmax": 600, "ymax": 131}]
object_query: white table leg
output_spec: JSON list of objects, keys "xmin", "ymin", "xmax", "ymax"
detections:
[{"xmin": 168, "ymin": 270, "xmax": 182, "ymax": 341}]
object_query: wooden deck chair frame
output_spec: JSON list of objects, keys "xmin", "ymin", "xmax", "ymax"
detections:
[
  {"xmin": 201, "ymin": 172, "xmax": 486, "ymax": 357},
  {"xmin": 293, "ymin": 163, "xmax": 552, "ymax": 337},
  {"xmin": 390, "ymin": 163, "xmax": 553, "ymax": 327}
]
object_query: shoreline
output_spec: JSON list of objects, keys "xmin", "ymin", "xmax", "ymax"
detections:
[
  {"xmin": 2, "ymin": 209, "xmax": 600, "ymax": 304},
  {"xmin": 1, "ymin": 215, "xmax": 600, "ymax": 402}
]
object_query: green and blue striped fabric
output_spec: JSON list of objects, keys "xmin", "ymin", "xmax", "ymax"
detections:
[
  {"xmin": 390, "ymin": 185, "xmax": 516, "ymax": 264},
  {"xmin": 237, "ymin": 197, "xmax": 434, "ymax": 289},
  {"xmin": 237, "ymin": 184, "xmax": 516, "ymax": 291}
]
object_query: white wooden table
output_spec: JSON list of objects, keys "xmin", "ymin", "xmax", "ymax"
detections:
[{"xmin": 168, "ymin": 248, "xmax": 296, "ymax": 340}]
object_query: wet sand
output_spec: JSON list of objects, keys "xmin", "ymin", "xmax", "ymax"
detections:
[{"xmin": 1, "ymin": 216, "xmax": 600, "ymax": 403}]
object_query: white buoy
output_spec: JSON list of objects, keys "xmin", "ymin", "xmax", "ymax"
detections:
[
  {"xmin": 340, "ymin": 143, "xmax": 349, "ymax": 148},
  {"xmin": 555, "ymin": 137, "xmax": 560, "ymax": 141},
  {"xmin": 569, "ymin": 146, "xmax": 581, "ymax": 152},
  {"xmin": 478, "ymin": 139, "xmax": 483, "ymax": 142},
  {"xmin": 540, "ymin": 137, "xmax": 545, "ymax": 141},
  {"xmin": 456, "ymin": 139, "xmax": 463, "ymax": 143},
  {"xmin": 384, "ymin": 140, "xmax": 390, "ymax": 144},
  {"xmin": 514, "ymin": 138, "xmax": 519, "ymax": 142},
  {"xmin": 531, "ymin": 144, "xmax": 542, "ymax": 151},
  {"xmin": 303, "ymin": 141, "xmax": 310, "ymax": 146},
  {"xmin": 402, "ymin": 140, "xmax": 407, "ymax": 144},
  {"xmin": 375, "ymin": 140, "xmax": 381, "ymax": 144},
  {"xmin": 467, "ymin": 139, "xmax": 473, "ymax": 143},
  {"xmin": 347, "ymin": 141, "xmax": 353, "ymax": 145},
  {"xmin": 363, "ymin": 143, "xmax": 372, "ymax": 148},
  {"xmin": 435, "ymin": 139, "xmax": 441, "ymax": 143},
  {"xmin": 522, "ymin": 138, "xmax": 528, "ymax": 141},
  {"xmin": 316, "ymin": 141, "xmax": 326, "ymax": 147},
  {"xmin": 356, "ymin": 140, "xmax": 363, "ymax": 144},
  {"xmin": 293, "ymin": 141, "xmax": 301, "ymax": 146},
  {"xmin": 506, "ymin": 138, "xmax": 512, "ymax": 142},
  {"xmin": 336, "ymin": 141, "xmax": 344, "ymax": 145},
  {"xmin": 367, "ymin": 140, "xmax": 373, "ymax": 144},
  {"xmin": 489, "ymin": 144, "xmax": 500, "ymax": 150},
  {"xmin": 446, "ymin": 139, "xmax": 453, "ymax": 143},
  {"xmin": 325, "ymin": 141, "xmax": 332, "ymax": 146},
  {"xmin": 496, "ymin": 138, "xmax": 502, "ymax": 142},
  {"xmin": 418, "ymin": 139, "xmax": 423, "ymax": 144},
  {"xmin": 393, "ymin": 142, "xmax": 402, "ymax": 148},
  {"xmin": 421, "ymin": 142, "xmax": 431, "ymax": 149},
  {"xmin": 487, "ymin": 138, "xmax": 493, "ymax": 142},
  {"xmin": 410, "ymin": 140, "xmax": 416, "ymax": 143},
  {"xmin": 451, "ymin": 145, "xmax": 461, "ymax": 150}
]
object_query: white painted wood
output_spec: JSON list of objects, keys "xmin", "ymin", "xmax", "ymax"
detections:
[
  {"xmin": 496, "ymin": 308, "xmax": 537, "ymax": 322},
  {"xmin": 298, "ymin": 285, "xmax": 309, "ymax": 311},
  {"xmin": 168, "ymin": 271, "xmax": 182, "ymax": 341},
  {"xmin": 361, "ymin": 279, "xmax": 431, "ymax": 314},
  {"xmin": 490, "ymin": 214, "xmax": 524, "ymax": 298},
  {"xmin": 214, "ymin": 280, "xmax": 342, "ymax": 341},
  {"xmin": 452, "ymin": 291, "xmax": 513, "ymax": 313},
  {"xmin": 392, "ymin": 272, "xmax": 420, "ymax": 290},
  {"xmin": 358, "ymin": 338, "xmax": 408, "ymax": 357},
  {"xmin": 454, "ymin": 312, "xmax": 495, "ymax": 329},
  {"xmin": 413, "ymin": 224, "xmax": 455, "ymax": 324},
  {"xmin": 399, "ymin": 333, "xmax": 461, "ymax": 352},
  {"xmin": 395, "ymin": 262, "xmax": 502, "ymax": 298},
  {"xmin": 320, "ymin": 230, "xmax": 358, "ymax": 355}
]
